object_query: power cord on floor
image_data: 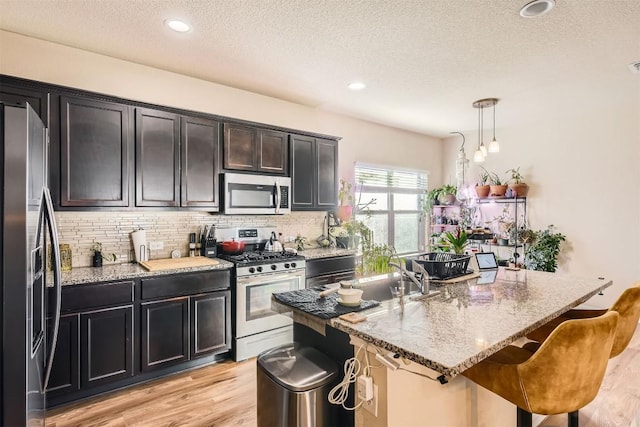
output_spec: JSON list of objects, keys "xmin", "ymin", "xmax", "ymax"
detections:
[{"xmin": 327, "ymin": 343, "xmax": 370, "ymax": 410}]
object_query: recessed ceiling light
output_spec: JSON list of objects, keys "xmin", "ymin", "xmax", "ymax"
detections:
[
  {"xmin": 519, "ymin": 0, "xmax": 555, "ymax": 18},
  {"xmin": 348, "ymin": 82, "xmax": 366, "ymax": 90},
  {"xmin": 165, "ymin": 19, "xmax": 191, "ymax": 33}
]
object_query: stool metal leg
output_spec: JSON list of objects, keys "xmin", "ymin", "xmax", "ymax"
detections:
[
  {"xmin": 517, "ymin": 407, "xmax": 533, "ymax": 427},
  {"xmin": 568, "ymin": 410, "xmax": 579, "ymax": 427}
]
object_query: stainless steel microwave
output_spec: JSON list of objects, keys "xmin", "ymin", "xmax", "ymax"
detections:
[{"xmin": 223, "ymin": 173, "xmax": 291, "ymax": 215}]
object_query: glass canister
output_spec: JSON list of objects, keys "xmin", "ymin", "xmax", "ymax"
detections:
[{"xmin": 59, "ymin": 244, "xmax": 72, "ymax": 271}]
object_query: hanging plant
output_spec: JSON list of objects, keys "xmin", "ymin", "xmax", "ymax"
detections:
[{"xmin": 523, "ymin": 225, "xmax": 566, "ymax": 272}]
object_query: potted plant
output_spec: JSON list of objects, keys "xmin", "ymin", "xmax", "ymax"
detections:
[
  {"xmin": 438, "ymin": 184, "xmax": 458, "ymax": 205},
  {"xmin": 336, "ymin": 178, "xmax": 354, "ymax": 221},
  {"xmin": 523, "ymin": 225, "xmax": 566, "ymax": 272},
  {"xmin": 91, "ymin": 242, "xmax": 116, "ymax": 267},
  {"xmin": 294, "ymin": 234, "xmax": 308, "ymax": 251},
  {"xmin": 444, "ymin": 228, "xmax": 469, "ymax": 254},
  {"xmin": 488, "ymin": 171, "xmax": 508, "ymax": 197},
  {"xmin": 506, "ymin": 167, "xmax": 530, "ymax": 197},
  {"xmin": 475, "ymin": 167, "xmax": 490, "ymax": 198}
]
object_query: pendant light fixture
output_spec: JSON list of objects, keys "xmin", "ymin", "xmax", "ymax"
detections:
[
  {"xmin": 451, "ymin": 132, "xmax": 469, "ymax": 189},
  {"xmin": 473, "ymin": 98, "xmax": 499, "ymax": 161},
  {"xmin": 488, "ymin": 99, "xmax": 500, "ymax": 153},
  {"xmin": 473, "ymin": 104, "xmax": 485, "ymax": 163}
]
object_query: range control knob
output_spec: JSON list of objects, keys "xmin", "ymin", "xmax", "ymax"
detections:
[
  {"xmin": 248, "ymin": 267, "xmax": 255, "ymax": 273},
  {"xmin": 271, "ymin": 264, "xmax": 277, "ymax": 271},
  {"xmin": 291, "ymin": 262, "xmax": 297, "ymax": 268},
  {"xmin": 257, "ymin": 266, "xmax": 263, "ymax": 273},
  {"xmin": 284, "ymin": 263, "xmax": 290, "ymax": 269}
]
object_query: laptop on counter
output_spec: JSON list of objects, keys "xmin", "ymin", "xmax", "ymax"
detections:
[{"xmin": 475, "ymin": 252, "xmax": 498, "ymax": 285}]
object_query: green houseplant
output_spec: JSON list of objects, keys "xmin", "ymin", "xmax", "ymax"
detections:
[
  {"xmin": 444, "ymin": 228, "xmax": 469, "ymax": 254},
  {"xmin": 523, "ymin": 225, "xmax": 566, "ymax": 272},
  {"xmin": 489, "ymin": 171, "xmax": 508, "ymax": 197},
  {"xmin": 506, "ymin": 167, "xmax": 530, "ymax": 197},
  {"xmin": 475, "ymin": 167, "xmax": 490, "ymax": 198}
]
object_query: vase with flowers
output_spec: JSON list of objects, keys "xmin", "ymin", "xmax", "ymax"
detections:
[{"xmin": 336, "ymin": 178, "xmax": 354, "ymax": 221}]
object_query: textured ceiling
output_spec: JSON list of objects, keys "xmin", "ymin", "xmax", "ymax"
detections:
[{"xmin": 1, "ymin": 0, "xmax": 639, "ymax": 137}]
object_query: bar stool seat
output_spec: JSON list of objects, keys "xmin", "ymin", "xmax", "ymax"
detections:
[
  {"xmin": 526, "ymin": 282, "xmax": 640, "ymax": 358},
  {"xmin": 463, "ymin": 311, "xmax": 619, "ymax": 427}
]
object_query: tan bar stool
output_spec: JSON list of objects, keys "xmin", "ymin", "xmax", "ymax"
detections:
[
  {"xmin": 526, "ymin": 282, "xmax": 640, "ymax": 358},
  {"xmin": 463, "ymin": 311, "xmax": 619, "ymax": 427}
]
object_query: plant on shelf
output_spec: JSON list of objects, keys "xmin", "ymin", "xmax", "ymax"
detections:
[
  {"xmin": 488, "ymin": 171, "xmax": 508, "ymax": 197},
  {"xmin": 438, "ymin": 184, "xmax": 458, "ymax": 205},
  {"xmin": 294, "ymin": 234, "xmax": 308, "ymax": 251},
  {"xmin": 336, "ymin": 178, "xmax": 354, "ymax": 221},
  {"xmin": 443, "ymin": 228, "xmax": 469, "ymax": 254},
  {"xmin": 91, "ymin": 242, "xmax": 116, "ymax": 267},
  {"xmin": 475, "ymin": 167, "xmax": 491, "ymax": 198},
  {"xmin": 523, "ymin": 225, "xmax": 566, "ymax": 272},
  {"xmin": 506, "ymin": 167, "xmax": 530, "ymax": 197}
]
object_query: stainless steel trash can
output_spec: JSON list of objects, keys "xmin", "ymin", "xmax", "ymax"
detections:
[{"xmin": 257, "ymin": 343, "xmax": 338, "ymax": 427}]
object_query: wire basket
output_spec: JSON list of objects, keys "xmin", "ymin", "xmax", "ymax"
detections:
[{"xmin": 406, "ymin": 252, "xmax": 472, "ymax": 280}]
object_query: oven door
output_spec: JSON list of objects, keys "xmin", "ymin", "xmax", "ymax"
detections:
[{"xmin": 236, "ymin": 269, "xmax": 304, "ymax": 338}]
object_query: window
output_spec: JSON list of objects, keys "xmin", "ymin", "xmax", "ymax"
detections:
[{"xmin": 354, "ymin": 162, "xmax": 428, "ymax": 254}]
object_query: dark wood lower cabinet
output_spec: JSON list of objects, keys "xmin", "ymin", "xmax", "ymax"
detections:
[
  {"xmin": 46, "ymin": 314, "xmax": 80, "ymax": 398},
  {"xmin": 81, "ymin": 306, "xmax": 134, "ymax": 388},
  {"xmin": 141, "ymin": 298, "xmax": 189, "ymax": 371},
  {"xmin": 190, "ymin": 291, "xmax": 231, "ymax": 358},
  {"xmin": 46, "ymin": 272, "xmax": 232, "ymax": 407}
]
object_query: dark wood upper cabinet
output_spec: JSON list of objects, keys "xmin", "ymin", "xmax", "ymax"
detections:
[
  {"xmin": 258, "ymin": 129, "xmax": 288, "ymax": 174},
  {"xmin": 181, "ymin": 116, "xmax": 220, "ymax": 208},
  {"xmin": 290, "ymin": 134, "xmax": 315, "ymax": 209},
  {"xmin": 223, "ymin": 123, "xmax": 256, "ymax": 171},
  {"xmin": 60, "ymin": 96, "xmax": 131, "ymax": 207},
  {"xmin": 290, "ymin": 135, "xmax": 338, "ymax": 211},
  {"xmin": 0, "ymin": 83, "xmax": 48, "ymax": 126},
  {"xmin": 316, "ymin": 138, "xmax": 338, "ymax": 209},
  {"xmin": 135, "ymin": 108, "xmax": 180, "ymax": 207},
  {"xmin": 223, "ymin": 123, "xmax": 288, "ymax": 174}
]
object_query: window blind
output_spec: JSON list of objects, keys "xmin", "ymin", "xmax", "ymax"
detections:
[{"xmin": 354, "ymin": 162, "xmax": 429, "ymax": 190}]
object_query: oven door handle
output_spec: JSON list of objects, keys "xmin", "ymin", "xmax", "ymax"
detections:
[{"xmin": 237, "ymin": 269, "xmax": 305, "ymax": 286}]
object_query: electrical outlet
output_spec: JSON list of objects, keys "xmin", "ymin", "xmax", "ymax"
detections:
[
  {"xmin": 285, "ymin": 236, "xmax": 295, "ymax": 243},
  {"xmin": 117, "ymin": 254, "xmax": 128, "ymax": 262},
  {"xmin": 363, "ymin": 384, "xmax": 378, "ymax": 416},
  {"xmin": 149, "ymin": 241, "xmax": 163, "ymax": 250}
]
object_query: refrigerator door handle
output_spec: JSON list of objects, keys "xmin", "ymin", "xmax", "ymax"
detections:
[{"xmin": 42, "ymin": 187, "xmax": 61, "ymax": 390}]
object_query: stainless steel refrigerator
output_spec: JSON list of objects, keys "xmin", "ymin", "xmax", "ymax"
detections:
[{"xmin": 1, "ymin": 102, "xmax": 62, "ymax": 426}]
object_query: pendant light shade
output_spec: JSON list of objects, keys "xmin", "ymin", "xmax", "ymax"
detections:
[{"xmin": 473, "ymin": 149, "xmax": 485, "ymax": 163}]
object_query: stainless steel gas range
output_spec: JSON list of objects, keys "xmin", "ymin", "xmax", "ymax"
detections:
[{"xmin": 216, "ymin": 227, "xmax": 305, "ymax": 361}]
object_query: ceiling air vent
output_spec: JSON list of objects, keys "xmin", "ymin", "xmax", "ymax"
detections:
[{"xmin": 628, "ymin": 61, "xmax": 640, "ymax": 74}]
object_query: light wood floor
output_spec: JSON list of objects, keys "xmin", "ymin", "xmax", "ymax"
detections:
[{"xmin": 47, "ymin": 329, "xmax": 640, "ymax": 427}]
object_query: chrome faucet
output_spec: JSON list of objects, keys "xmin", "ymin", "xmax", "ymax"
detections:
[
  {"xmin": 388, "ymin": 261, "xmax": 424, "ymax": 294},
  {"xmin": 388, "ymin": 256, "xmax": 440, "ymax": 300}
]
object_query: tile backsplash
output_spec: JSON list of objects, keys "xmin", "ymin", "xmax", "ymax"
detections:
[{"xmin": 55, "ymin": 211, "xmax": 328, "ymax": 268}]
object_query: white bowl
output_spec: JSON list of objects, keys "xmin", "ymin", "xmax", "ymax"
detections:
[{"xmin": 338, "ymin": 288, "xmax": 363, "ymax": 304}]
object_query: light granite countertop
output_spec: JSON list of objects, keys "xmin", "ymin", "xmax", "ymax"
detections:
[
  {"xmin": 296, "ymin": 247, "xmax": 358, "ymax": 259},
  {"xmin": 273, "ymin": 268, "xmax": 612, "ymax": 380},
  {"xmin": 57, "ymin": 248, "xmax": 354, "ymax": 286},
  {"xmin": 58, "ymin": 259, "xmax": 234, "ymax": 286}
]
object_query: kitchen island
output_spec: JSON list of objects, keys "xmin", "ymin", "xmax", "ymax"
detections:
[{"xmin": 272, "ymin": 268, "xmax": 612, "ymax": 427}]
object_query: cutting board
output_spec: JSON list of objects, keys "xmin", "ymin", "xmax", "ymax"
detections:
[{"xmin": 139, "ymin": 257, "xmax": 219, "ymax": 272}]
